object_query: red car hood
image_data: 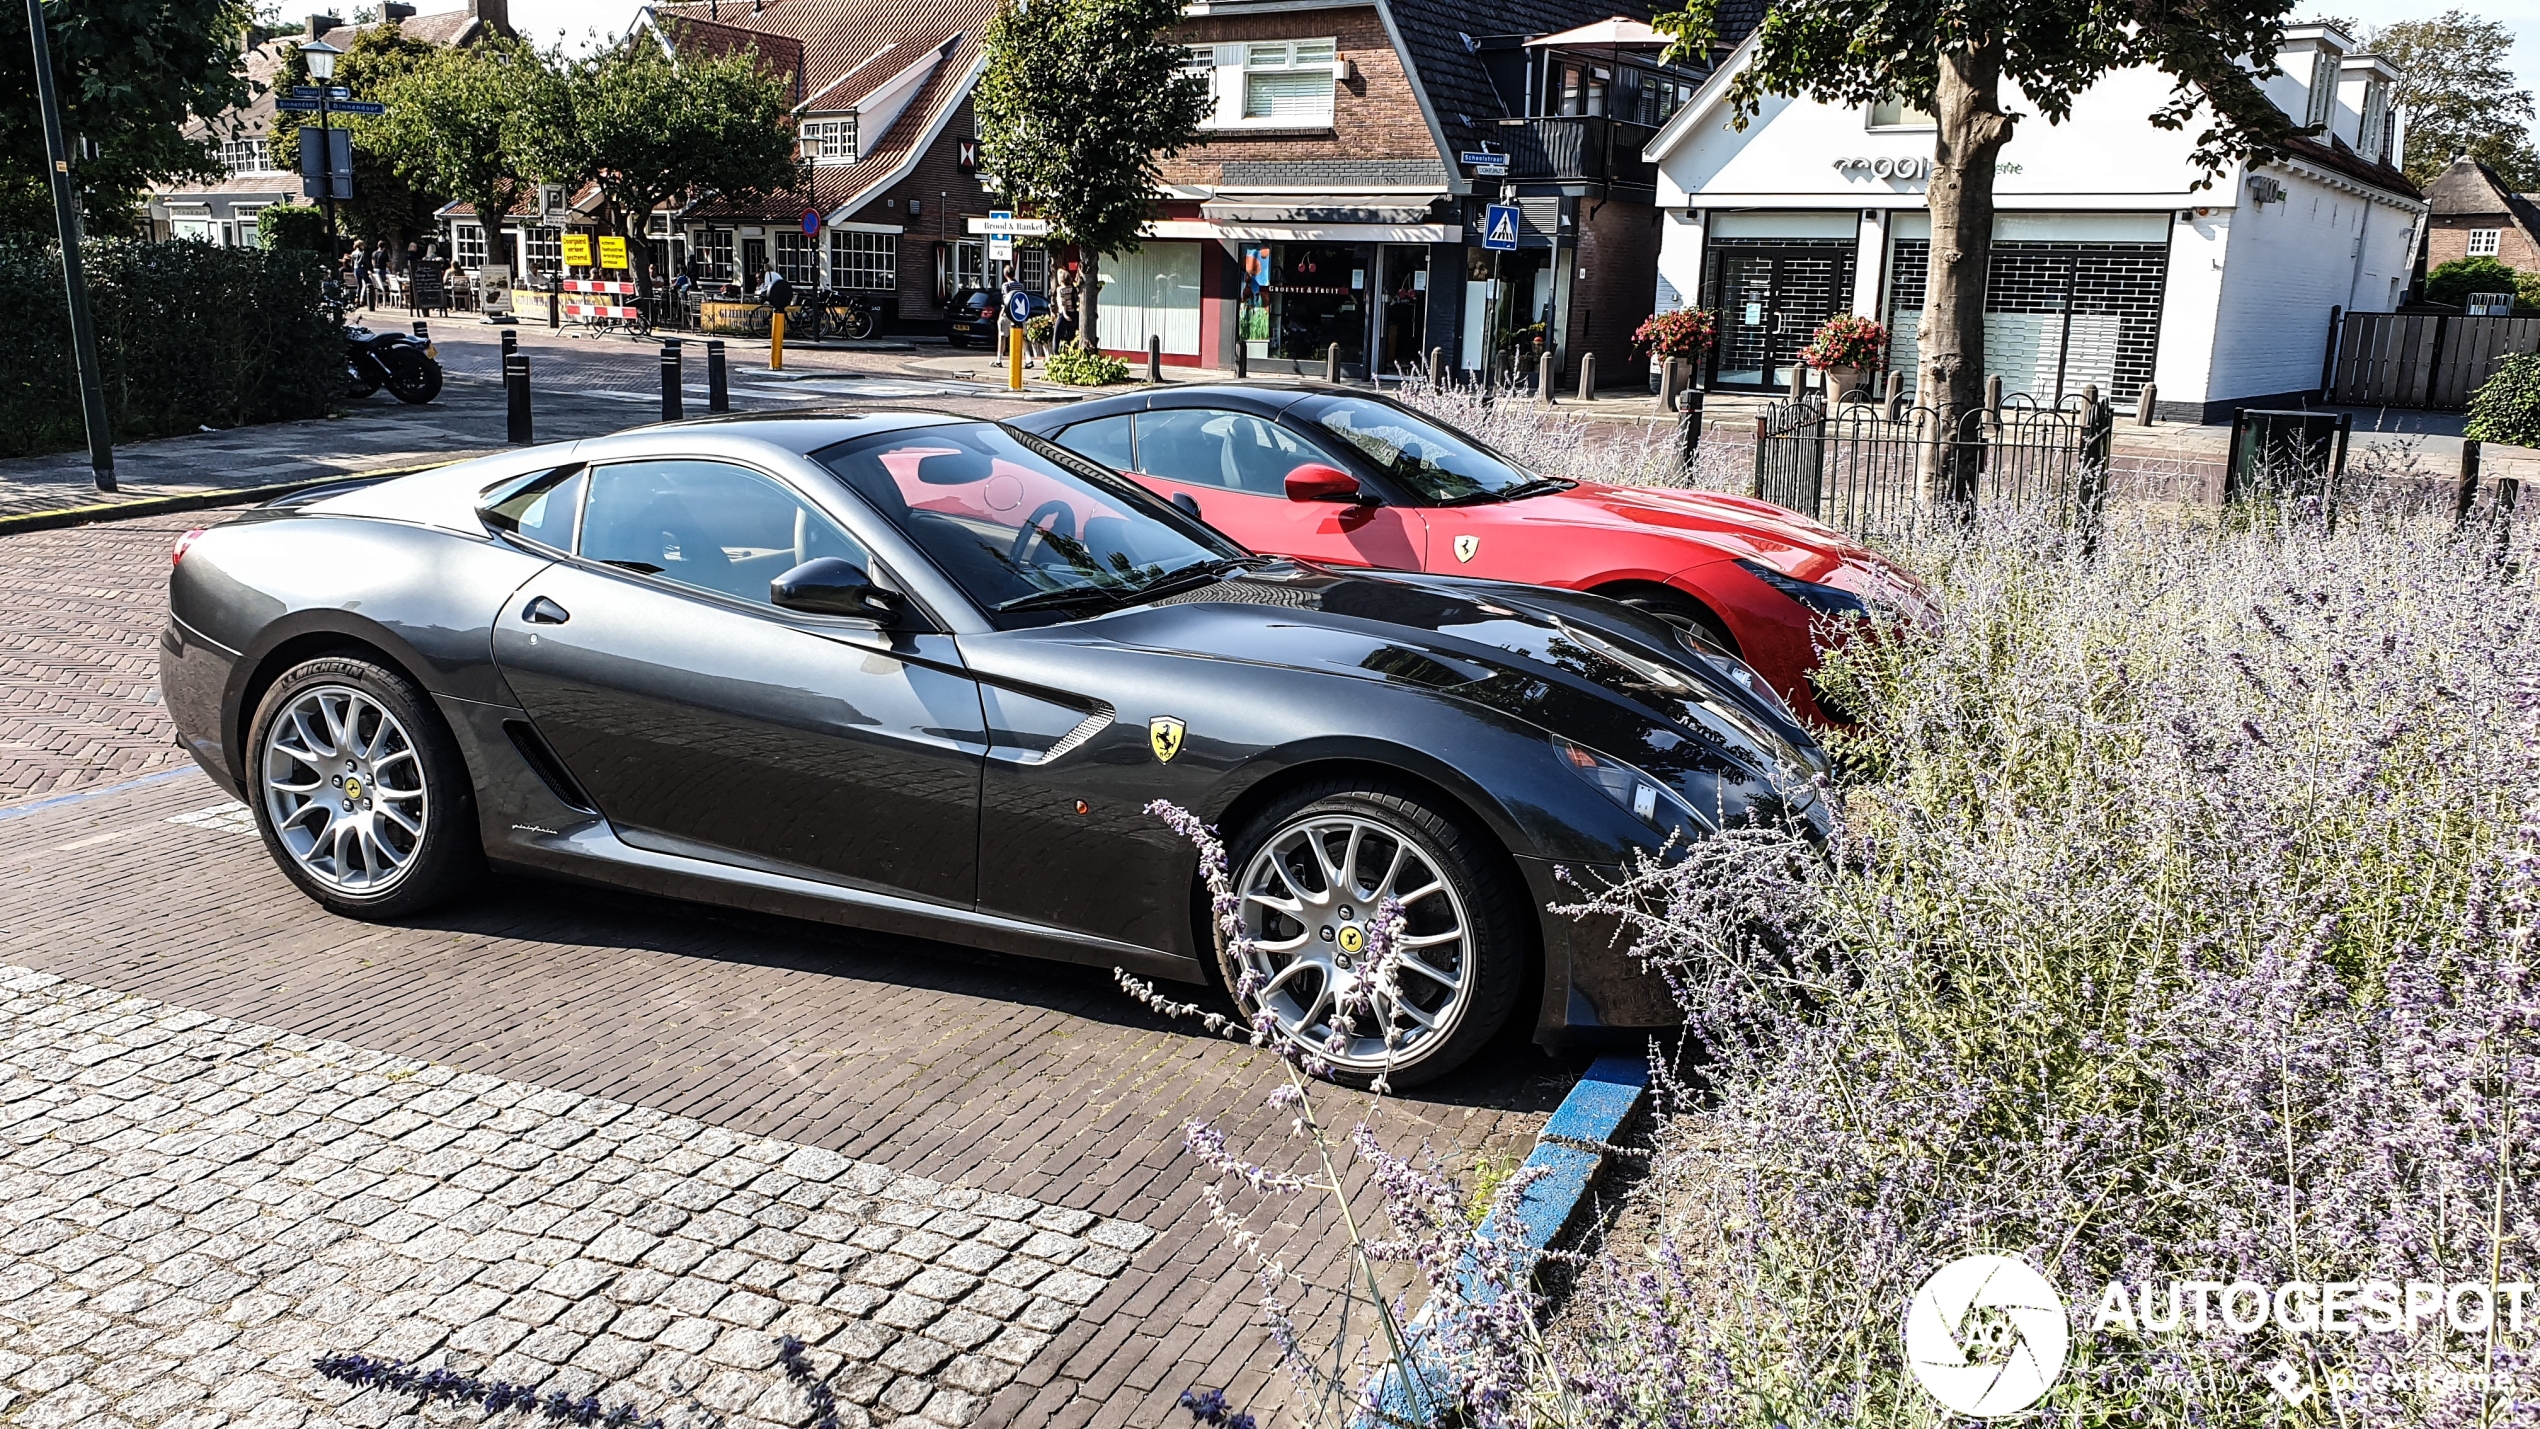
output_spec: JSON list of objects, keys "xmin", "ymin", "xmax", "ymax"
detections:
[{"xmin": 1523, "ymin": 482, "xmax": 1933, "ymax": 615}]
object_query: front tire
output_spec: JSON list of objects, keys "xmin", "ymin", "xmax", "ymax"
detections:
[
  {"xmin": 1223, "ymin": 781, "xmax": 1525, "ymax": 1087},
  {"xmin": 247, "ymin": 656, "xmax": 480, "ymax": 919},
  {"xmin": 384, "ymin": 350, "xmax": 443, "ymax": 404}
]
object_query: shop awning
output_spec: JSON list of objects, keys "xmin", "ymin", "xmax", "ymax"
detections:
[
  {"xmin": 1199, "ymin": 202, "xmax": 1442, "ymax": 224},
  {"xmin": 1174, "ymin": 201, "xmax": 1460, "ymax": 244}
]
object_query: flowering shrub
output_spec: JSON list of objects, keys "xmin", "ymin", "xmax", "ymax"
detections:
[
  {"xmin": 1798, "ymin": 311, "xmax": 1886, "ymax": 370},
  {"xmin": 1541, "ymin": 505, "xmax": 2540, "ymax": 1427},
  {"xmin": 1387, "ymin": 372, "xmax": 1749, "ymax": 492},
  {"xmin": 1631, "ymin": 308, "xmax": 1718, "ymax": 361}
]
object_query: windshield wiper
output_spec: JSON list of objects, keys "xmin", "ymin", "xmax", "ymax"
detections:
[
  {"xmin": 994, "ymin": 585, "xmax": 1135, "ymax": 614},
  {"xmin": 1493, "ymin": 477, "xmax": 1576, "ymax": 501},
  {"xmin": 1126, "ymin": 556, "xmax": 1256, "ymax": 600}
]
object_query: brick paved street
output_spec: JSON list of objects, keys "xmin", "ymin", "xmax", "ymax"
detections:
[{"xmin": 0, "ymin": 515, "xmax": 1571, "ymax": 1426}]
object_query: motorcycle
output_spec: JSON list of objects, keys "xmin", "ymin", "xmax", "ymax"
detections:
[{"xmin": 346, "ymin": 327, "xmax": 443, "ymax": 405}]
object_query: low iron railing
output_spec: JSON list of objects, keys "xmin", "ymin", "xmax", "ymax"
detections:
[{"xmin": 1752, "ymin": 392, "xmax": 2115, "ymax": 541}]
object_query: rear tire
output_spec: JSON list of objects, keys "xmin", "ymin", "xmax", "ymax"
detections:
[
  {"xmin": 1604, "ymin": 584, "xmax": 1739, "ymax": 657},
  {"xmin": 1221, "ymin": 779, "xmax": 1526, "ymax": 1088},
  {"xmin": 384, "ymin": 350, "xmax": 443, "ymax": 404},
  {"xmin": 247, "ymin": 655, "xmax": 481, "ymax": 920}
]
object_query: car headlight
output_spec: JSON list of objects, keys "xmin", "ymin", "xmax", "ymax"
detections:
[
  {"xmin": 1734, "ymin": 558, "xmax": 1874, "ymax": 620},
  {"xmin": 1554, "ymin": 736, "xmax": 1713, "ymax": 839}
]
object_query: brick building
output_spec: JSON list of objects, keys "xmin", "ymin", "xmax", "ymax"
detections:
[{"xmin": 2421, "ymin": 155, "xmax": 2540, "ymax": 275}]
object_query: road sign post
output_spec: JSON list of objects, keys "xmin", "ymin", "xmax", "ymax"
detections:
[
  {"xmin": 24, "ymin": 0, "xmax": 113, "ymax": 492},
  {"xmin": 1481, "ymin": 203, "xmax": 1519, "ymax": 393}
]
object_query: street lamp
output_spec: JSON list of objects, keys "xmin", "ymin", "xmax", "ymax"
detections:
[{"xmin": 299, "ymin": 38, "xmax": 345, "ymax": 260}]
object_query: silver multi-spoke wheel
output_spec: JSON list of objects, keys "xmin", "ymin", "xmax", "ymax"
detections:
[
  {"xmin": 260, "ymin": 683, "xmax": 430, "ymax": 895},
  {"xmin": 1233, "ymin": 813, "xmax": 1474, "ymax": 1073}
]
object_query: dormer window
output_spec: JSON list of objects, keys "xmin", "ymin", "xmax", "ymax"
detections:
[{"xmin": 799, "ymin": 115, "xmax": 857, "ymax": 164}]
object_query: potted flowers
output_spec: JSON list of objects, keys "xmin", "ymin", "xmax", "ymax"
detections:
[
  {"xmin": 1632, "ymin": 308, "xmax": 1719, "ymax": 383},
  {"xmin": 1798, "ymin": 313, "xmax": 1887, "ymax": 402}
]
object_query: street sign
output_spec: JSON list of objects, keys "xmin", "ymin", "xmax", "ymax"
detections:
[
  {"xmin": 1458, "ymin": 150, "xmax": 1503, "ymax": 165},
  {"xmin": 972, "ymin": 212, "xmax": 1051, "ymax": 237},
  {"xmin": 597, "ymin": 235, "xmax": 628, "ymax": 270},
  {"xmin": 988, "ymin": 235, "xmax": 1014, "ymax": 261},
  {"xmin": 560, "ymin": 232, "xmax": 593, "ymax": 268},
  {"xmin": 298, "ymin": 127, "xmax": 351, "ymax": 200},
  {"xmin": 276, "ymin": 98, "xmax": 321, "ymax": 111},
  {"xmin": 332, "ymin": 100, "xmax": 385, "ymax": 115},
  {"xmin": 1483, "ymin": 202, "xmax": 1520, "ymax": 251},
  {"xmin": 801, "ymin": 209, "xmax": 820, "ymax": 236},
  {"xmin": 1475, "ymin": 163, "xmax": 1508, "ymax": 177}
]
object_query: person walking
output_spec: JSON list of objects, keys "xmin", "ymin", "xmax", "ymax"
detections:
[
  {"xmin": 404, "ymin": 242, "xmax": 424, "ymax": 315},
  {"xmin": 351, "ymin": 245, "xmax": 372, "ymax": 312},
  {"xmin": 368, "ymin": 242, "xmax": 389, "ymax": 309}
]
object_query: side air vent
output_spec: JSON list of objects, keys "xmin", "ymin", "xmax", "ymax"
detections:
[{"xmin": 503, "ymin": 721, "xmax": 596, "ymax": 812}]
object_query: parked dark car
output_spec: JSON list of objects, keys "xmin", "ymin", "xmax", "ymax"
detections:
[
  {"xmin": 946, "ymin": 286, "xmax": 1046, "ymax": 348},
  {"xmin": 160, "ymin": 415, "xmax": 1827, "ymax": 1085}
]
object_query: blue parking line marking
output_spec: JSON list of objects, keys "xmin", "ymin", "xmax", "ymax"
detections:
[{"xmin": 0, "ymin": 766, "xmax": 204, "ymax": 824}]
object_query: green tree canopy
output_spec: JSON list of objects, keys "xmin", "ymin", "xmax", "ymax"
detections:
[
  {"xmin": 1658, "ymin": 0, "xmax": 2302, "ymax": 460},
  {"xmin": 974, "ymin": 0, "xmax": 1210, "ymax": 350},
  {"xmin": 525, "ymin": 40, "xmax": 799, "ymax": 299},
  {"xmin": 368, "ymin": 39, "xmax": 556, "ymax": 261},
  {"xmin": 2351, "ymin": 11, "xmax": 2538, "ymax": 189},
  {"xmin": 1, "ymin": 0, "xmax": 255, "ymax": 233}
]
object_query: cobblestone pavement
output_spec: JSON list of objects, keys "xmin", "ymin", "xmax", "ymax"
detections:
[
  {"xmin": 0, "ymin": 964, "xmax": 1158, "ymax": 1429},
  {"xmin": 0, "ymin": 516, "xmax": 1569, "ymax": 1426}
]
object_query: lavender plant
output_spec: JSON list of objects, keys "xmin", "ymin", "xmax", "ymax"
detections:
[
  {"xmin": 1386, "ymin": 375, "xmax": 1749, "ymax": 493},
  {"xmin": 1541, "ymin": 502, "xmax": 2540, "ymax": 1428}
]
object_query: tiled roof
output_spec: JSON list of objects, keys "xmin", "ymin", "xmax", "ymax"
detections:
[
  {"xmin": 648, "ymin": 0, "xmax": 991, "ymax": 222},
  {"xmin": 2278, "ymin": 132, "xmax": 2422, "ymax": 204}
]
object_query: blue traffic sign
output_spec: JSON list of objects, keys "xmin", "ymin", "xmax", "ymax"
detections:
[
  {"xmin": 1458, "ymin": 150, "xmax": 1503, "ymax": 166},
  {"xmin": 801, "ymin": 209, "xmax": 820, "ymax": 236},
  {"xmin": 1482, "ymin": 202, "xmax": 1521, "ymax": 251},
  {"xmin": 1007, "ymin": 290, "xmax": 1034, "ymax": 324}
]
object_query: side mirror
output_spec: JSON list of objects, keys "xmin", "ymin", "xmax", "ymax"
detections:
[
  {"xmin": 772, "ymin": 557, "xmax": 898, "ymax": 620},
  {"xmin": 1284, "ymin": 463, "xmax": 1363, "ymax": 503},
  {"xmin": 1170, "ymin": 491, "xmax": 1204, "ymax": 521}
]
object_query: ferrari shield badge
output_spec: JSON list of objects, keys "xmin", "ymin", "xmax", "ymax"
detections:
[
  {"xmin": 1454, "ymin": 534, "xmax": 1481, "ymax": 563},
  {"xmin": 1149, "ymin": 716, "xmax": 1187, "ymax": 763}
]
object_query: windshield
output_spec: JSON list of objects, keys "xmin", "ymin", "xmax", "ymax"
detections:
[
  {"xmin": 813, "ymin": 423, "xmax": 1241, "ymax": 617},
  {"xmin": 1302, "ymin": 395, "xmax": 1545, "ymax": 503}
]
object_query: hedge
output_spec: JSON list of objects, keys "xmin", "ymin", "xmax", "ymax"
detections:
[
  {"xmin": 0, "ymin": 237, "xmax": 344, "ymax": 458},
  {"xmin": 2464, "ymin": 352, "xmax": 2540, "ymax": 448}
]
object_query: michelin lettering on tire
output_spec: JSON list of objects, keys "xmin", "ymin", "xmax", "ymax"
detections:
[{"xmin": 1904, "ymin": 1254, "xmax": 2069, "ymax": 1417}]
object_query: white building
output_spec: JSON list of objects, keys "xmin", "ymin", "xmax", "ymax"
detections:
[{"xmin": 1641, "ymin": 24, "xmax": 2423, "ymax": 419}]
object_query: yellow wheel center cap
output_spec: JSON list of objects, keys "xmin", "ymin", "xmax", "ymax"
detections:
[
  {"xmin": 343, "ymin": 776, "xmax": 364, "ymax": 801},
  {"xmin": 1336, "ymin": 925, "xmax": 1365, "ymax": 955}
]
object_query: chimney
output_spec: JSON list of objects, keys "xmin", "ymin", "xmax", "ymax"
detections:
[
  {"xmin": 305, "ymin": 13, "xmax": 339, "ymax": 38},
  {"xmin": 470, "ymin": 0, "xmax": 510, "ymax": 38}
]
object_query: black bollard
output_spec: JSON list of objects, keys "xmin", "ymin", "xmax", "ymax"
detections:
[
  {"xmin": 501, "ymin": 328, "xmax": 518, "ymax": 361},
  {"xmin": 1148, "ymin": 335, "xmax": 1163, "ymax": 384},
  {"xmin": 547, "ymin": 284, "xmax": 559, "ymax": 330},
  {"xmin": 412, "ymin": 319, "xmax": 429, "ymax": 343},
  {"xmin": 505, "ymin": 353, "xmax": 533, "ymax": 444},
  {"xmin": 660, "ymin": 339, "xmax": 684, "ymax": 422},
  {"xmin": 707, "ymin": 339, "xmax": 729, "ymax": 414},
  {"xmin": 1234, "ymin": 340, "xmax": 1248, "ymax": 380},
  {"xmin": 1678, "ymin": 384, "xmax": 1705, "ymax": 473}
]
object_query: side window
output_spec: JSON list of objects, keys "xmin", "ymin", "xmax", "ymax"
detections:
[
  {"xmin": 1132, "ymin": 408, "xmax": 1316, "ymax": 495},
  {"xmin": 579, "ymin": 460, "xmax": 870, "ymax": 608},
  {"xmin": 1054, "ymin": 414, "xmax": 1134, "ymax": 472},
  {"xmin": 482, "ymin": 466, "xmax": 584, "ymax": 552}
]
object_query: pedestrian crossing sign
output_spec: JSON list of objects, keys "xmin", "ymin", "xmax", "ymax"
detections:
[{"xmin": 1483, "ymin": 202, "xmax": 1520, "ymax": 251}]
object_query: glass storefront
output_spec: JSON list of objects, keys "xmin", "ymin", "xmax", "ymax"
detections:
[
  {"xmin": 1239, "ymin": 242, "xmax": 1368, "ymax": 366},
  {"xmin": 1700, "ymin": 240, "xmax": 1856, "ymax": 390},
  {"xmin": 1459, "ymin": 247, "xmax": 1552, "ymax": 375}
]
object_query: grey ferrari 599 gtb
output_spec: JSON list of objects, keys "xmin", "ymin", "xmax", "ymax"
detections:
[{"xmin": 162, "ymin": 413, "xmax": 1825, "ymax": 1084}]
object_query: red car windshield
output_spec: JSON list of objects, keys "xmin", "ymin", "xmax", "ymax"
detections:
[
  {"xmin": 1299, "ymin": 396, "xmax": 1557, "ymax": 505},
  {"xmin": 813, "ymin": 424, "xmax": 1240, "ymax": 615}
]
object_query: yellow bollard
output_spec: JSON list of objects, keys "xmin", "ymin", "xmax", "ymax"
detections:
[
  {"xmin": 768, "ymin": 310, "xmax": 785, "ymax": 371},
  {"xmin": 1009, "ymin": 327, "xmax": 1024, "ymax": 392}
]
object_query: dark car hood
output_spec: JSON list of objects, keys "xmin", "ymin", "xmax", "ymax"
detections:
[{"xmin": 1068, "ymin": 560, "xmax": 1828, "ymax": 826}]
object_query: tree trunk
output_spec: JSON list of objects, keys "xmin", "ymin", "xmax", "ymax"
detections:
[
  {"xmin": 1920, "ymin": 37, "xmax": 2016, "ymax": 506},
  {"xmin": 1078, "ymin": 248, "xmax": 1100, "ymax": 352}
]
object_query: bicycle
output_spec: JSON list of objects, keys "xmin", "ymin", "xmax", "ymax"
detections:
[{"xmin": 788, "ymin": 288, "xmax": 882, "ymax": 342}]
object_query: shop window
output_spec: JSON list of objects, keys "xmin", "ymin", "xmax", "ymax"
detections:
[
  {"xmin": 1239, "ymin": 241, "xmax": 1365, "ymax": 366},
  {"xmin": 692, "ymin": 228, "xmax": 735, "ymax": 282},
  {"xmin": 523, "ymin": 225, "xmax": 562, "ymax": 277},
  {"xmin": 1243, "ymin": 41, "xmax": 1338, "ymax": 123},
  {"xmin": 776, "ymin": 232, "xmax": 818, "ymax": 287},
  {"xmin": 454, "ymin": 222, "xmax": 486, "ymax": 270},
  {"xmin": 1869, "ymin": 97, "xmax": 1934, "ymax": 129},
  {"xmin": 950, "ymin": 238, "xmax": 986, "ymax": 295},
  {"xmin": 799, "ymin": 115, "xmax": 857, "ymax": 164},
  {"xmin": 2469, "ymin": 228, "xmax": 2501, "ymax": 257},
  {"xmin": 828, "ymin": 230, "xmax": 898, "ymax": 290}
]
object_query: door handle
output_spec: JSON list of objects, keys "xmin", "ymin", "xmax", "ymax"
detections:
[{"xmin": 522, "ymin": 596, "xmax": 571, "ymax": 625}]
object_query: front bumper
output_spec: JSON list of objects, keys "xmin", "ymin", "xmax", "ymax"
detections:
[{"xmin": 1517, "ymin": 854, "xmax": 1683, "ymax": 1049}]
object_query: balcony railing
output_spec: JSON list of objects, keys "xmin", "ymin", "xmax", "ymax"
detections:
[{"xmin": 1490, "ymin": 116, "xmax": 1660, "ymax": 189}]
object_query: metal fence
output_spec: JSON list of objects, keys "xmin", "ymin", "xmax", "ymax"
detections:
[{"xmin": 1752, "ymin": 393, "xmax": 2114, "ymax": 540}]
